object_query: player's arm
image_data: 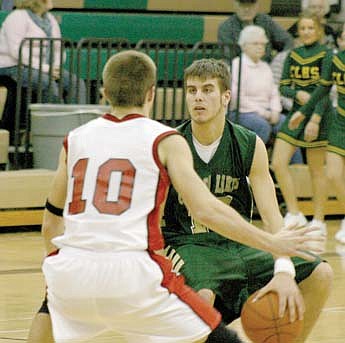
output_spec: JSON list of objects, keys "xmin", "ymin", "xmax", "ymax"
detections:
[
  {"xmin": 41, "ymin": 147, "xmax": 67, "ymax": 255},
  {"xmin": 248, "ymin": 137, "xmax": 306, "ymax": 321},
  {"xmin": 158, "ymin": 134, "xmax": 320, "ymax": 260},
  {"xmin": 249, "ymin": 137, "xmax": 283, "ymax": 234}
]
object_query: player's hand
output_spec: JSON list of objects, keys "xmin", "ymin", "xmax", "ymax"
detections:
[
  {"xmin": 271, "ymin": 225, "xmax": 325, "ymax": 260},
  {"xmin": 288, "ymin": 111, "xmax": 305, "ymax": 130},
  {"xmin": 304, "ymin": 121, "xmax": 319, "ymax": 142},
  {"xmin": 253, "ymin": 274, "xmax": 305, "ymax": 322},
  {"xmin": 296, "ymin": 91, "xmax": 310, "ymax": 105}
]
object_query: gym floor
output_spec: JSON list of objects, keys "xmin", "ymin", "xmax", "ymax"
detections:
[{"xmin": 0, "ymin": 219, "xmax": 344, "ymax": 342}]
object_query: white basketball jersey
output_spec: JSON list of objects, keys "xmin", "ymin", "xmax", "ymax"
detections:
[{"xmin": 52, "ymin": 114, "xmax": 177, "ymax": 252}]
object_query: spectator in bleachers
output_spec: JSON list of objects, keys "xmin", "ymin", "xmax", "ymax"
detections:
[
  {"xmin": 1, "ymin": 0, "xmax": 14, "ymax": 10},
  {"xmin": 271, "ymin": 12, "xmax": 334, "ymax": 244},
  {"xmin": 218, "ymin": 0, "xmax": 293, "ymax": 63},
  {"xmin": 270, "ymin": 50, "xmax": 293, "ymax": 113},
  {"xmin": 0, "ymin": 0, "xmax": 86, "ymax": 104},
  {"xmin": 229, "ymin": 25, "xmax": 303, "ymax": 164},
  {"xmin": 288, "ymin": 0, "xmax": 336, "ymax": 49}
]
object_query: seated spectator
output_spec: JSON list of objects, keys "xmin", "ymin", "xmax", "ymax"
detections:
[
  {"xmin": 229, "ymin": 25, "xmax": 284, "ymax": 144},
  {"xmin": 229, "ymin": 25, "xmax": 303, "ymax": 164},
  {"xmin": 218, "ymin": 0, "xmax": 293, "ymax": 63},
  {"xmin": 288, "ymin": 0, "xmax": 336, "ymax": 49},
  {"xmin": 0, "ymin": 0, "xmax": 86, "ymax": 104},
  {"xmin": 1, "ymin": 0, "xmax": 14, "ymax": 10}
]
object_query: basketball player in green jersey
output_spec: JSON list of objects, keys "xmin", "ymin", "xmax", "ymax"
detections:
[
  {"xmin": 288, "ymin": 27, "xmax": 345, "ymax": 244},
  {"xmin": 163, "ymin": 58, "xmax": 333, "ymax": 341},
  {"xmin": 271, "ymin": 12, "xmax": 334, "ymax": 236},
  {"xmin": 27, "ymin": 57, "xmax": 330, "ymax": 343}
]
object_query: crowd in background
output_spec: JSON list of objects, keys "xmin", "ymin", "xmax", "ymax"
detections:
[{"xmin": 0, "ymin": 0, "xmax": 344, "ymax": 240}]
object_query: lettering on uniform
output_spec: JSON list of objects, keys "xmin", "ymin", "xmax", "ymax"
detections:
[
  {"xmin": 290, "ymin": 66, "xmax": 320, "ymax": 80},
  {"xmin": 215, "ymin": 175, "xmax": 240, "ymax": 194},
  {"xmin": 333, "ymin": 71, "xmax": 345, "ymax": 85}
]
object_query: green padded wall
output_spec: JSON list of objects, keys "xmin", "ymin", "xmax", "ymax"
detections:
[
  {"xmin": 84, "ymin": 0, "xmax": 148, "ymax": 10},
  {"xmin": 59, "ymin": 13, "xmax": 203, "ymax": 44}
]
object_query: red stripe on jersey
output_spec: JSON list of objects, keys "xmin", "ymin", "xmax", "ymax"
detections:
[
  {"xmin": 102, "ymin": 113, "xmax": 144, "ymax": 122},
  {"xmin": 147, "ymin": 130, "xmax": 178, "ymax": 251},
  {"xmin": 150, "ymin": 252, "xmax": 221, "ymax": 330},
  {"xmin": 63, "ymin": 135, "xmax": 68, "ymax": 154}
]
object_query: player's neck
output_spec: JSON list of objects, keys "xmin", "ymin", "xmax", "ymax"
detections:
[
  {"xmin": 191, "ymin": 113, "xmax": 225, "ymax": 146},
  {"xmin": 110, "ymin": 105, "xmax": 149, "ymax": 119}
]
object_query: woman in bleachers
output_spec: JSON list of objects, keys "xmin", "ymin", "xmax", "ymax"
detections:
[
  {"xmin": 0, "ymin": 0, "xmax": 86, "ymax": 104},
  {"xmin": 271, "ymin": 11, "xmax": 334, "ymax": 246},
  {"xmin": 229, "ymin": 25, "xmax": 303, "ymax": 163}
]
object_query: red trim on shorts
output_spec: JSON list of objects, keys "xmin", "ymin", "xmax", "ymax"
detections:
[
  {"xmin": 150, "ymin": 252, "xmax": 221, "ymax": 330},
  {"xmin": 147, "ymin": 130, "xmax": 178, "ymax": 251},
  {"xmin": 46, "ymin": 249, "xmax": 59, "ymax": 257}
]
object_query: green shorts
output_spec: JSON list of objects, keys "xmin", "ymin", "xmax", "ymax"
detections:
[{"xmin": 167, "ymin": 236, "xmax": 323, "ymax": 324}]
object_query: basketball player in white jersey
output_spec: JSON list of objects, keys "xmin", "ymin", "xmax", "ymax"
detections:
[{"xmin": 32, "ymin": 51, "xmax": 322, "ymax": 342}]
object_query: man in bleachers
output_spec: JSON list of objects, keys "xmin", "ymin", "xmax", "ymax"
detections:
[{"xmin": 218, "ymin": 0, "xmax": 293, "ymax": 62}]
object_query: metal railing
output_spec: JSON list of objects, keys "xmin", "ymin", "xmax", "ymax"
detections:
[{"xmin": 2, "ymin": 37, "xmax": 240, "ymax": 169}]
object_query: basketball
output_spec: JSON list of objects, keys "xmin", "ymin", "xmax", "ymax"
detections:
[{"xmin": 240, "ymin": 291, "xmax": 303, "ymax": 343}]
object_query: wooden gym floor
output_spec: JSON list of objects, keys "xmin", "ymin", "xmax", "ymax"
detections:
[{"xmin": 0, "ymin": 219, "xmax": 344, "ymax": 342}]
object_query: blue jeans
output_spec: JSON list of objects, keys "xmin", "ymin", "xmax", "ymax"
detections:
[
  {"xmin": 229, "ymin": 111, "xmax": 303, "ymax": 164},
  {"xmin": 0, "ymin": 66, "xmax": 87, "ymax": 104}
]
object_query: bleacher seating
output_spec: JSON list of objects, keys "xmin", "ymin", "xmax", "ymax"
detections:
[
  {"xmin": 1, "ymin": 0, "xmax": 343, "ymax": 227},
  {"xmin": 52, "ymin": 0, "xmax": 271, "ymax": 13},
  {"xmin": 0, "ymin": 0, "xmax": 275, "ymax": 45}
]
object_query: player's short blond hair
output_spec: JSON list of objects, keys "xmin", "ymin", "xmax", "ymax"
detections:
[
  {"xmin": 102, "ymin": 50, "xmax": 156, "ymax": 107},
  {"xmin": 184, "ymin": 58, "xmax": 230, "ymax": 93}
]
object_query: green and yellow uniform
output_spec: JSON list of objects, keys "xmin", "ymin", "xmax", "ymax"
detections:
[
  {"xmin": 299, "ymin": 50, "xmax": 345, "ymax": 156},
  {"xmin": 163, "ymin": 120, "xmax": 321, "ymax": 324},
  {"xmin": 278, "ymin": 42, "xmax": 334, "ymax": 147}
]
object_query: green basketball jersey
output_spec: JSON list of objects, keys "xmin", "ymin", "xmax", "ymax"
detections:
[{"xmin": 163, "ymin": 119, "xmax": 256, "ymax": 246}]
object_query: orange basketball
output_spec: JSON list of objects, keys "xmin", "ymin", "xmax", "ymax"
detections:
[{"xmin": 240, "ymin": 291, "xmax": 303, "ymax": 343}]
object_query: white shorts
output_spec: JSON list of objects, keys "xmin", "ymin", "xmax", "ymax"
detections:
[{"xmin": 43, "ymin": 248, "xmax": 221, "ymax": 342}]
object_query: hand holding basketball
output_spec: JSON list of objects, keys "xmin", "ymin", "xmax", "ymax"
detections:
[{"xmin": 241, "ymin": 291, "xmax": 303, "ymax": 343}]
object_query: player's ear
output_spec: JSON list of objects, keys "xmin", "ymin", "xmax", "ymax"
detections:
[
  {"xmin": 102, "ymin": 87, "xmax": 110, "ymax": 102},
  {"xmin": 147, "ymin": 85, "xmax": 155, "ymax": 103},
  {"xmin": 223, "ymin": 90, "xmax": 231, "ymax": 108}
]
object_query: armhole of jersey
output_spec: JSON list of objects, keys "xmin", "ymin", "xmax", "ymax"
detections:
[
  {"xmin": 152, "ymin": 130, "xmax": 180, "ymax": 175},
  {"xmin": 63, "ymin": 135, "xmax": 68, "ymax": 161},
  {"xmin": 246, "ymin": 133, "xmax": 257, "ymax": 176}
]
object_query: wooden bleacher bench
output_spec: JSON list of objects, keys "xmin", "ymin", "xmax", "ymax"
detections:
[{"xmin": 0, "ymin": 169, "xmax": 55, "ymax": 227}]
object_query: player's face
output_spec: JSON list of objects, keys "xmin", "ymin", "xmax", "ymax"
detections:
[
  {"xmin": 298, "ymin": 18, "xmax": 320, "ymax": 46},
  {"xmin": 234, "ymin": 1, "xmax": 258, "ymax": 22},
  {"xmin": 242, "ymin": 39, "xmax": 267, "ymax": 62},
  {"xmin": 186, "ymin": 77, "xmax": 229, "ymax": 124}
]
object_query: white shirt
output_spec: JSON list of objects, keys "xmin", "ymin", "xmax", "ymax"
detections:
[
  {"xmin": 0, "ymin": 9, "xmax": 62, "ymax": 72},
  {"xmin": 231, "ymin": 53, "xmax": 282, "ymax": 116}
]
